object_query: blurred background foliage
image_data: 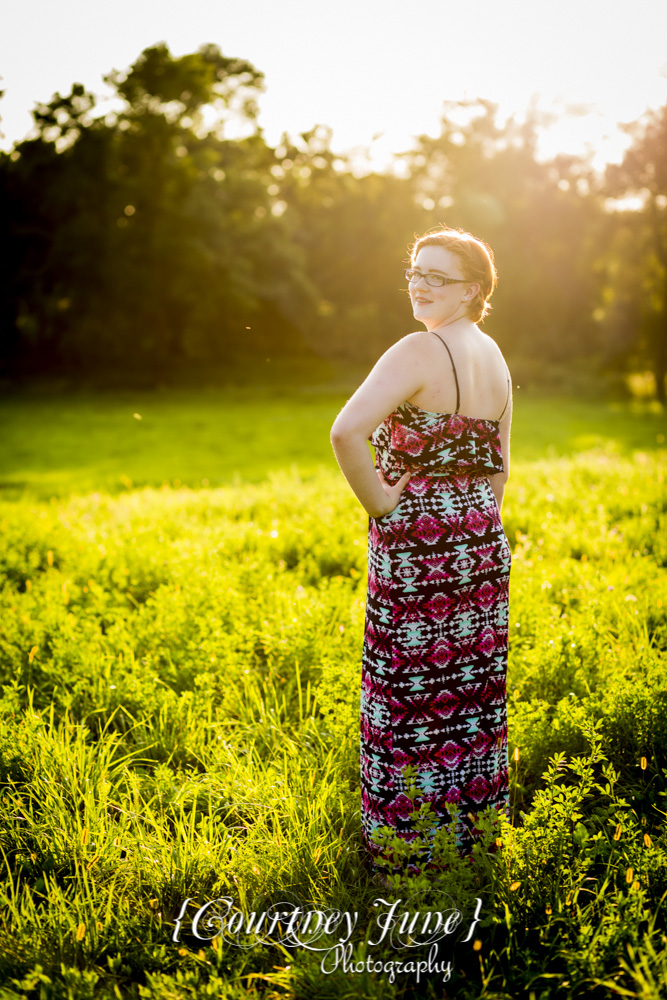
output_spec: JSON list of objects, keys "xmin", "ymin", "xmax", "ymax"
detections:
[{"xmin": 1, "ymin": 42, "xmax": 667, "ymax": 400}]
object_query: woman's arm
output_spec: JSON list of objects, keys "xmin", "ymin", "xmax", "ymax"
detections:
[
  {"xmin": 489, "ymin": 387, "xmax": 512, "ymax": 510},
  {"xmin": 330, "ymin": 334, "xmax": 426, "ymax": 518},
  {"xmin": 488, "ymin": 471, "xmax": 508, "ymax": 510},
  {"xmin": 330, "ymin": 430, "xmax": 410, "ymax": 518}
]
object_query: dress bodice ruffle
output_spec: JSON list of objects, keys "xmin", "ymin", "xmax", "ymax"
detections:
[{"xmin": 370, "ymin": 400, "xmax": 504, "ymax": 484}]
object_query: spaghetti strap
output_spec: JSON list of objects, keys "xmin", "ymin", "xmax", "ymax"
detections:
[
  {"xmin": 497, "ymin": 371, "xmax": 511, "ymax": 421},
  {"xmin": 430, "ymin": 331, "xmax": 460, "ymax": 414}
]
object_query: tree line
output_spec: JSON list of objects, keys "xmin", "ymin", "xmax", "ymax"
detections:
[{"xmin": 1, "ymin": 43, "xmax": 666, "ymax": 399}]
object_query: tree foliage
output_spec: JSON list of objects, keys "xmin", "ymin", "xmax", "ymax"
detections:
[
  {"xmin": 1, "ymin": 46, "xmax": 665, "ymax": 397},
  {"xmin": 604, "ymin": 106, "xmax": 667, "ymax": 402},
  {"xmin": 1, "ymin": 44, "xmax": 308, "ymax": 378}
]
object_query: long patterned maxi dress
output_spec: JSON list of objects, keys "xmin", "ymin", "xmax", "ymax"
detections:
[{"xmin": 360, "ymin": 381, "xmax": 511, "ymax": 863}]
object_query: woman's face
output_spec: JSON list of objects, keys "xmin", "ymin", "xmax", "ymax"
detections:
[{"xmin": 408, "ymin": 246, "xmax": 474, "ymax": 331}]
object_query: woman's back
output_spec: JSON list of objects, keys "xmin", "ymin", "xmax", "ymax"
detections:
[{"xmin": 407, "ymin": 328, "xmax": 510, "ymax": 422}]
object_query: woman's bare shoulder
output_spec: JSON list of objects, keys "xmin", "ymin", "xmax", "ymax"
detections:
[
  {"xmin": 478, "ymin": 329, "xmax": 510, "ymax": 367},
  {"xmin": 377, "ymin": 330, "xmax": 432, "ymax": 366},
  {"xmin": 400, "ymin": 330, "xmax": 431, "ymax": 348}
]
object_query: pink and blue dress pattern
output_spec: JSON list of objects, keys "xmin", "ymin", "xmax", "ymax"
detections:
[{"xmin": 361, "ymin": 397, "xmax": 511, "ymax": 862}]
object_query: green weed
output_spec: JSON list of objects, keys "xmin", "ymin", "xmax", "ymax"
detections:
[{"xmin": 0, "ymin": 392, "xmax": 665, "ymax": 997}]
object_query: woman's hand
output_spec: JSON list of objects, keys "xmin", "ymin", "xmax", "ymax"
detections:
[{"xmin": 371, "ymin": 468, "xmax": 412, "ymax": 518}]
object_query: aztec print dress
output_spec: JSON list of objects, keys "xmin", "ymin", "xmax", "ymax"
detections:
[{"xmin": 360, "ymin": 332, "xmax": 511, "ymax": 862}]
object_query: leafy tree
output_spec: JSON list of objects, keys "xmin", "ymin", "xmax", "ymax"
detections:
[
  {"xmin": 104, "ymin": 42, "xmax": 263, "ymax": 129},
  {"xmin": 274, "ymin": 126, "xmax": 423, "ymax": 365},
  {"xmin": 605, "ymin": 104, "xmax": 667, "ymax": 402},
  {"xmin": 0, "ymin": 84, "xmax": 110, "ymax": 371},
  {"xmin": 0, "ymin": 44, "xmax": 312, "ymax": 379}
]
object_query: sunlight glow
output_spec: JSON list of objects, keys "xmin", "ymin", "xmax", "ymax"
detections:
[{"xmin": 1, "ymin": 0, "xmax": 667, "ymax": 169}]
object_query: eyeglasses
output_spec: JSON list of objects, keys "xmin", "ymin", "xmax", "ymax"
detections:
[{"xmin": 405, "ymin": 268, "xmax": 467, "ymax": 287}]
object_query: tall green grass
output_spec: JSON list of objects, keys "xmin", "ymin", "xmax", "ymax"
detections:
[
  {"xmin": 1, "ymin": 387, "xmax": 665, "ymax": 498},
  {"xmin": 0, "ymin": 391, "xmax": 666, "ymax": 997}
]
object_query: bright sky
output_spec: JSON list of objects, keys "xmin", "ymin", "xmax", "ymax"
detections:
[{"xmin": 2, "ymin": 0, "xmax": 667, "ymax": 170}]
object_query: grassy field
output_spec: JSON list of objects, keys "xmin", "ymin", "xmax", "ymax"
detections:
[
  {"xmin": 0, "ymin": 387, "xmax": 666, "ymax": 998},
  {"xmin": 1, "ymin": 386, "xmax": 665, "ymax": 497}
]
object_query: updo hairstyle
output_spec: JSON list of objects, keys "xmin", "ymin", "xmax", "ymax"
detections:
[{"xmin": 410, "ymin": 227, "xmax": 497, "ymax": 324}]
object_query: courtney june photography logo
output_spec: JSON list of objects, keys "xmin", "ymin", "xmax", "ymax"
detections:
[{"xmin": 172, "ymin": 894, "xmax": 484, "ymax": 984}]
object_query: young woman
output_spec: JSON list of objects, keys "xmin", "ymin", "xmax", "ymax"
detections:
[{"xmin": 330, "ymin": 227, "xmax": 512, "ymax": 869}]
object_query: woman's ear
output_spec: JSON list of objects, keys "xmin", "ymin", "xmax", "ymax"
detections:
[{"xmin": 462, "ymin": 282, "xmax": 480, "ymax": 302}]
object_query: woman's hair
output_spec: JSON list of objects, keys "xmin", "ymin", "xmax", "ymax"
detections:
[{"xmin": 410, "ymin": 227, "xmax": 497, "ymax": 324}]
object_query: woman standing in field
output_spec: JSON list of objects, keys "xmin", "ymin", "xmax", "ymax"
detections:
[{"xmin": 330, "ymin": 227, "xmax": 511, "ymax": 869}]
